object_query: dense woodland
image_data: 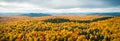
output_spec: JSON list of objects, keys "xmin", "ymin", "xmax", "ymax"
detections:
[{"xmin": 0, "ymin": 16, "xmax": 120, "ymax": 41}]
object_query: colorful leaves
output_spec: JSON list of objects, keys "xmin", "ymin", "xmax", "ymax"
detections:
[{"xmin": 0, "ymin": 16, "xmax": 120, "ymax": 41}]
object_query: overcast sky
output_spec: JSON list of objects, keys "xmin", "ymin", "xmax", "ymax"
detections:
[{"xmin": 0, "ymin": 0, "xmax": 120, "ymax": 12}]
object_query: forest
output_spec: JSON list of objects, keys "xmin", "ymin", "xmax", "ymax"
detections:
[{"xmin": 0, "ymin": 16, "xmax": 120, "ymax": 41}]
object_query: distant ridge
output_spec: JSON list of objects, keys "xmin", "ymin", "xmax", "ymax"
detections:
[
  {"xmin": 87, "ymin": 12, "xmax": 120, "ymax": 16},
  {"xmin": 21, "ymin": 13, "xmax": 52, "ymax": 17},
  {"xmin": 0, "ymin": 12, "xmax": 120, "ymax": 17}
]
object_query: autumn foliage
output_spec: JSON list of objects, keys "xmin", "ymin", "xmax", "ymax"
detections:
[{"xmin": 0, "ymin": 16, "xmax": 120, "ymax": 41}]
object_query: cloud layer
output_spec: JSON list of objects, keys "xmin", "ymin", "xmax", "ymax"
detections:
[{"xmin": 0, "ymin": 0, "xmax": 120, "ymax": 12}]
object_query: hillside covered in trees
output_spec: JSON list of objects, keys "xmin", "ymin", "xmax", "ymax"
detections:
[{"xmin": 0, "ymin": 16, "xmax": 120, "ymax": 41}]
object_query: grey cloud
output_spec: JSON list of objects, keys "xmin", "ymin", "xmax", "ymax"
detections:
[
  {"xmin": 0, "ymin": 0, "xmax": 120, "ymax": 9},
  {"xmin": 102, "ymin": 0, "xmax": 120, "ymax": 6}
]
